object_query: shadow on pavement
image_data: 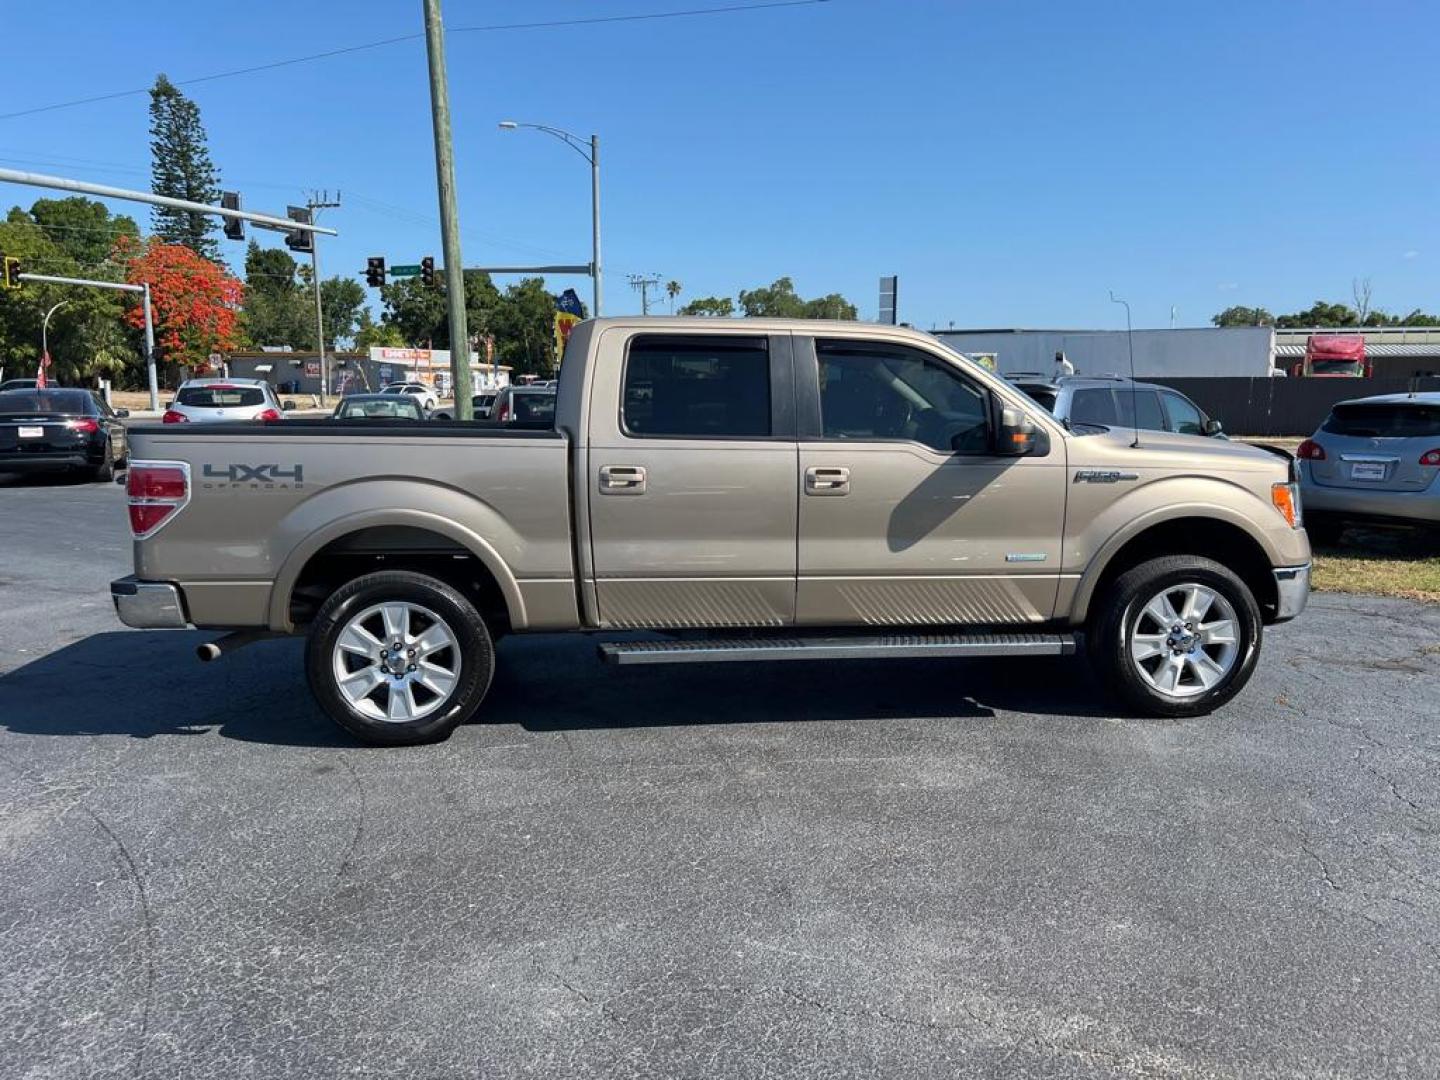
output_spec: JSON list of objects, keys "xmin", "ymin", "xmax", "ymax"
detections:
[{"xmin": 0, "ymin": 628, "xmax": 1116, "ymax": 747}]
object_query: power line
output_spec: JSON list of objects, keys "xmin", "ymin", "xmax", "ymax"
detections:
[{"xmin": 0, "ymin": 1, "xmax": 831, "ymax": 122}]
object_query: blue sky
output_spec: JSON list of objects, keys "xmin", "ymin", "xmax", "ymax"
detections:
[{"xmin": 1, "ymin": 0, "xmax": 1436, "ymax": 330}]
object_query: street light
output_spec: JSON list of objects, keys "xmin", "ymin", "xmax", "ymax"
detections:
[
  {"xmin": 42, "ymin": 299, "xmax": 70, "ymax": 363},
  {"xmin": 498, "ymin": 120, "xmax": 602, "ymax": 317}
]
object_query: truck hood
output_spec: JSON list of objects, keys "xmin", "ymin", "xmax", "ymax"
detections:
[{"xmin": 1070, "ymin": 428, "xmax": 1287, "ymax": 473}]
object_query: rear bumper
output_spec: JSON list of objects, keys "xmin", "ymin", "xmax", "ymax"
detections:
[
  {"xmin": 111, "ymin": 576, "xmax": 189, "ymax": 629},
  {"xmin": 1272, "ymin": 563, "xmax": 1310, "ymax": 623},
  {"xmin": 1301, "ymin": 480, "xmax": 1440, "ymax": 524},
  {"xmin": 0, "ymin": 451, "xmax": 91, "ymax": 471}
]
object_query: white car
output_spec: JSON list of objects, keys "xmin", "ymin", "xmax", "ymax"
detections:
[
  {"xmin": 163, "ymin": 378, "xmax": 289, "ymax": 423},
  {"xmin": 381, "ymin": 382, "xmax": 439, "ymax": 412}
]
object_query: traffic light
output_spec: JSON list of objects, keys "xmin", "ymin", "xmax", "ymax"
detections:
[
  {"xmin": 365, "ymin": 257, "xmax": 386, "ymax": 288},
  {"xmin": 284, "ymin": 205, "xmax": 313, "ymax": 253},
  {"xmin": 221, "ymin": 191, "xmax": 244, "ymax": 241},
  {"xmin": 420, "ymin": 256, "xmax": 435, "ymax": 287},
  {"xmin": 1, "ymin": 255, "xmax": 21, "ymax": 290}
]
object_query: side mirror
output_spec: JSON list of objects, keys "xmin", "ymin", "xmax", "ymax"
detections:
[
  {"xmin": 995, "ymin": 406, "xmax": 1040, "ymax": 456},
  {"xmin": 1203, "ymin": 418, "xmax": 1223, "ymax": 436},
  {"xmin": 114, "ymin": 408, "xmax": 130, "ymax": 418},
  {"xmin": 281, "ymin": 400, "xmax": 297, "ymax": 411}
]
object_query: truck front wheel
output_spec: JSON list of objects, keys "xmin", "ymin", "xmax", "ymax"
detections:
[
  {"xmin": 1088, "ymin": 555, "xmax": 1262, "ymax": 718},
  {"xmin": 305, "ymin": 570, "xmax": 495, "ymax": 746}
]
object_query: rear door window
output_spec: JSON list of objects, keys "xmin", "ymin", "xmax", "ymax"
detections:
[
  {"xmin": 623, "ymin": 336, "xmax": 771, "ymax": 438},
  {"xmin": 1115, "ymin": 389, "xmax": 1166, "ymax": 431},
  {"xmin": 177, "ymin": 386, "xmax": 265, "ymax": 408},
  {"xmin": 1070, "ymin": 388, "xmax": 1117, "ymax": 425},
  {"xmin": 1323, "ymin": 403, "xmax": 1440, "ymax": 437}
]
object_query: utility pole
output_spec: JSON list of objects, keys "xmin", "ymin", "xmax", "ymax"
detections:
[
  {"xmin": 306, "ymin": 190, "xmax": 341, "ymax": 399},
  {"xmin": 628, "ymin": 273, "xmax": 662, "ymax": 315},
  {"xmin": 422, "ymin": 0, "xmax": 472, "ymax": 418}
]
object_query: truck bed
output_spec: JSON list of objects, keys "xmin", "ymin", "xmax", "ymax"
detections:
[{"xmin": 125, "ymin": 420, "xmax": 578, "ymax": 633}]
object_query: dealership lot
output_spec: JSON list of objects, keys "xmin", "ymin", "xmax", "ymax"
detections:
[{"xmin": 1, "ymin": 473, "xmax": 1437, "ymax": 1079}]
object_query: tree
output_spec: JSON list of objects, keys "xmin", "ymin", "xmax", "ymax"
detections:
[
  {"xmin": 736, "ymin": 277, "xmax": 858, "ymax": 319},
  {"xmin": 118, "ymin": 236, "xmax": 242, "ymax": 372},
  {"xmin": 1352, "ymin": 278, "xmax": 1373, "ymax": 325},
  {"xmin": 0, "ymin": 204, "xmax": 142, "ymax": 385},
  {"xmin": 28, "ymin": 197, "xmax": 139, "ymax": 266},
  {"xmin": 1275, "ymin": 301, "xmax": 1359, "ymax": 329},
  {"xmin": 665, "ymin": 279, "xmax": 683, "ymax": 314},
  {"xmin": 677, "ymin": 295, "xmax": 735, "ymax": 317},
  {"xmin": 353, "ymin": 309, "xmax": 406, "ymax": 349},
  {"xmin": 1211, "ymin": 305, "xmax": 1275, "ymax": 327},
  {"xmin": 149, "ymin": 74, "xmax": 221, "ymax": 260},
  {"xmin": 484, "ymin": 277, "xmax": 562, "ymax": 377},
  {"xmin": 318, "ymin": 277, "xmax": 366, "ymax": 350},
  {"xmin": 239, "ymin": 241, "xmax": 307, "ymax": 348}
]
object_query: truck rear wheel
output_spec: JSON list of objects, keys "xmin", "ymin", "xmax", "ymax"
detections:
[
  {"xmin": 1088, "ymin": 555, "xmax": 1262, "ymax": 718},
  {"xmin": 304, "ymin": 570, "xmax": 495, "ymax": 746}
]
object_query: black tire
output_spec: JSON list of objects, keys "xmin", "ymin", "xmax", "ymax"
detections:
[
  {"xmin": 1304, "ymin": 515, "xmax": 1344, "ymax": 547},
  {"xmin": 1088, "ymin": 555, "xmax": 1262, "ymax": 718},
  {"xmin": 304, "ymin": 570, "xmax": 495, "ymax": 746},
  {"xmin": 92, "ymin": 441, "xmax": 114, "ymax": 483}
]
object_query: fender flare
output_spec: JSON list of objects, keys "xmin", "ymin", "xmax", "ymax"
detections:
[
  {"xmin": 267, "ymin": 507, "xmax": 527, "ymax": 632},
  {"xmin": 1069, "ymin": 500, "xmax": 1282, "ymax": 625}
]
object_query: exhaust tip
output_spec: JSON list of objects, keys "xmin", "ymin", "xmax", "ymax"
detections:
[{"xmin": 196, "ymin": 642, "xmax": 223, "ymax": 663}]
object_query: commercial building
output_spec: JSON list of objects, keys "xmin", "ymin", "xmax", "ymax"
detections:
[
  {"xmin": 1273, "ymin": 327, "xmax": 1440, "ymax": 379},
  {"xmin": 931, "ymin": 326, "xmax": 1276, "ymax": 379}
]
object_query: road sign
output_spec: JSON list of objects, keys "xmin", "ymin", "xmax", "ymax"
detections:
[{"xmin": 390, "ymin": 264, "xmax": 421, "ymax": 277}]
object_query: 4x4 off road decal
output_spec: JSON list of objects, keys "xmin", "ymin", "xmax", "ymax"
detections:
[{"xmin": 201, "ymin": 463, "xmax": 305, "ymax": 489}]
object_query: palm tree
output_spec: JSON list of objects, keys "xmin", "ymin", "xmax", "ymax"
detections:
[{"xmin": 666, "ymin": 280, "xmax": 682, "ymax": 314}]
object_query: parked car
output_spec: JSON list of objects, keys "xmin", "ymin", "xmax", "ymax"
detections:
[
  {"xmin": 1009, "ymin": 375, "xmax": 1225, "ymax": 438},
  {"xmin": 380, "ymin": 382, "xmax": 440, "ymax": 412},
  {"xmin": 492, "ymin": 384, "xmax": 557, "ymax": 423},
  {"xmin": 430, "ymin": 392, "xmax": 497, "ymax": 420},
  {"xmin": 112, "ymin": 317, "xmax": 1309, "ymax": 746},
  {"xmin": 331, "ymin": 394, "xmax": 426, "ymax": 421},
  {"xmin": 0, "ymin": 387, "xmax": 128, "ymax": 480},
  {"xmin": 0, "ymin": 377, "xmax": 38, "ymax": 393},
  {"xmin": 163, "ymin": 378, "xmax": 291, "ymax": 424},
  {"xmin": 1297, "ymin": 391, "xmax": 1440, "ymax": 542}
]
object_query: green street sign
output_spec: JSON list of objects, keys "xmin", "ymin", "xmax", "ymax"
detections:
[{"xmin": 390, "ymin": 264, "xmax": 421, "ymax": 277}]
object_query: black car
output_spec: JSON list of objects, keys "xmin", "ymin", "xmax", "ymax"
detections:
[{"xmin": 0, "ymin": 388, "xmax": 129, "ymax": 480}]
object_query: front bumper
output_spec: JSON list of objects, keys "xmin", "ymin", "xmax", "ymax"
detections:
[
  {"xmin": 1272, "ymin": 563, "xmax": 1310, "ymax": 623},
  {"xmin": 111, "ymin": 576, "xmax": 189, "ymax": 629}
]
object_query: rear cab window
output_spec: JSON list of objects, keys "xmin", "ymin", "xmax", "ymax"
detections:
[
  {"xmin": 622, "ymin": 336, "xmax": 772, "ymax": 438},
  {"xmin": 1116, "ymin": 388, "xmax": 1166, "ymax": 431},
  {"xmin": 511, "ymin": 393, "xmax": 557, "ymax": 423}
]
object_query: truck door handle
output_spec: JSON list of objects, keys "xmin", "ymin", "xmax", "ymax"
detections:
[
  {"xmin": 805, "ymin": 466, "xmax": 850, "ymax": 495},
  {"xmin": 599, "ymin": 464, "xmax": 647, "ymax": 495}
]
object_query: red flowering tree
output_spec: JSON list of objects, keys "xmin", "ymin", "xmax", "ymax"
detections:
[{"xmin": 116, "ymin": 236, "xmax": 242, "ymax": 370}]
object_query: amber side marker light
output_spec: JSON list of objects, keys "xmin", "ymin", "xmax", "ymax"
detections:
[{"xmin": 1271, "ymin": 482, "xmax": 1300, "ymax": 528}]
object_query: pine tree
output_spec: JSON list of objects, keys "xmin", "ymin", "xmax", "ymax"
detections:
[{"xmin": 148, "ymin": 74, "xmax": 221, "ymax": 261}]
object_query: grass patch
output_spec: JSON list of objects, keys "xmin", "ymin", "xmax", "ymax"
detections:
[{"xmin": 1311, "ymin": 525, "xmax": 1440, "ymax": 602}]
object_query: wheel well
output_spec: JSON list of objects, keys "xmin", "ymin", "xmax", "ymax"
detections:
[
  {"xmin": 287, "ymin": 526, "xmax": 511, "ymax": 631},
  {"xmin": 1084, "ymin": 517, "xmax": 1278, "ymax": 623}
]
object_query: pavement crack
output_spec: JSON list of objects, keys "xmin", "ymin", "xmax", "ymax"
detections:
[
  {"xmin": 334, "ymin": 756, "xmax": 367, "ymax": 882},
  {"xmin": 1299, "ymin": 841, "xmax": 1341, "ymax": 891}
]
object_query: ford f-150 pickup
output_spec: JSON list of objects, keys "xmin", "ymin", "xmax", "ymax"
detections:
[{"xmin": 112, "ymin": 318, "xmax": 1311, "ymax": 744}]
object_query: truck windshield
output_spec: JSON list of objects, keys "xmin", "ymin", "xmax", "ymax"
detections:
[{"xmin": 1310, "ymin": 360, "xmax": 1364, "ymax": 376}]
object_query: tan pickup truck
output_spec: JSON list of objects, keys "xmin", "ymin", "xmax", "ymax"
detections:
[{"xmin": 112, "ymin": 318, "xmax": 1310, "ymax": 744}]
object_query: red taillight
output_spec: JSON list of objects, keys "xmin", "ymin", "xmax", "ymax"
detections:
[
  {"xmin": 256, "ymin": 408, "xmax": 281, "ymax": 422},
  {"xmin": 162, "ymin": 409, "xmax": 189, "ymax": 424},
  {"xmin": 66, "ymin": 418, "xmax": 100, "ymax": 434},
  {"xmin": 1297, "ymin": 439, "xmax": 1326, "ymax": 461},
  {"xmin": 126, "ymin": 463, "xmax": 189, "ymax": 537},
  {"xmin": 1421, "ymin": 449, "xmax": 1440, "ymax": 467},
  {"xmin": 497, "ymin": 403, "xmax": 510, "ymax": 421}
]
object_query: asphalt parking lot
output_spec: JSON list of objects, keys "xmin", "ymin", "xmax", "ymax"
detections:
[{"xmin": 1, "ymin": 470, "xmax": 1437, "ymax": 1079}]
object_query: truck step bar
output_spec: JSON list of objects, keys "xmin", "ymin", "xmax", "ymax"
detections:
[{"xmin": 598, "ymin": 631, "xmax": 1078, "ymax": 666}]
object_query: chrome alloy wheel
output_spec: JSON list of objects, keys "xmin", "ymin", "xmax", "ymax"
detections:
[
  {"xmin": 331, "ymin": 601, "xmax": 461, "ymax": 723},
  {"xmin": 1128, "ymin": 583, "xmax": 1239, "ymax": 699}
]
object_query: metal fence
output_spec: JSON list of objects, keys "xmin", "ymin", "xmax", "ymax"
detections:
[{"xmin": 1145, "ymin": 377, "xmax": 1440, "ymax": 436}]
